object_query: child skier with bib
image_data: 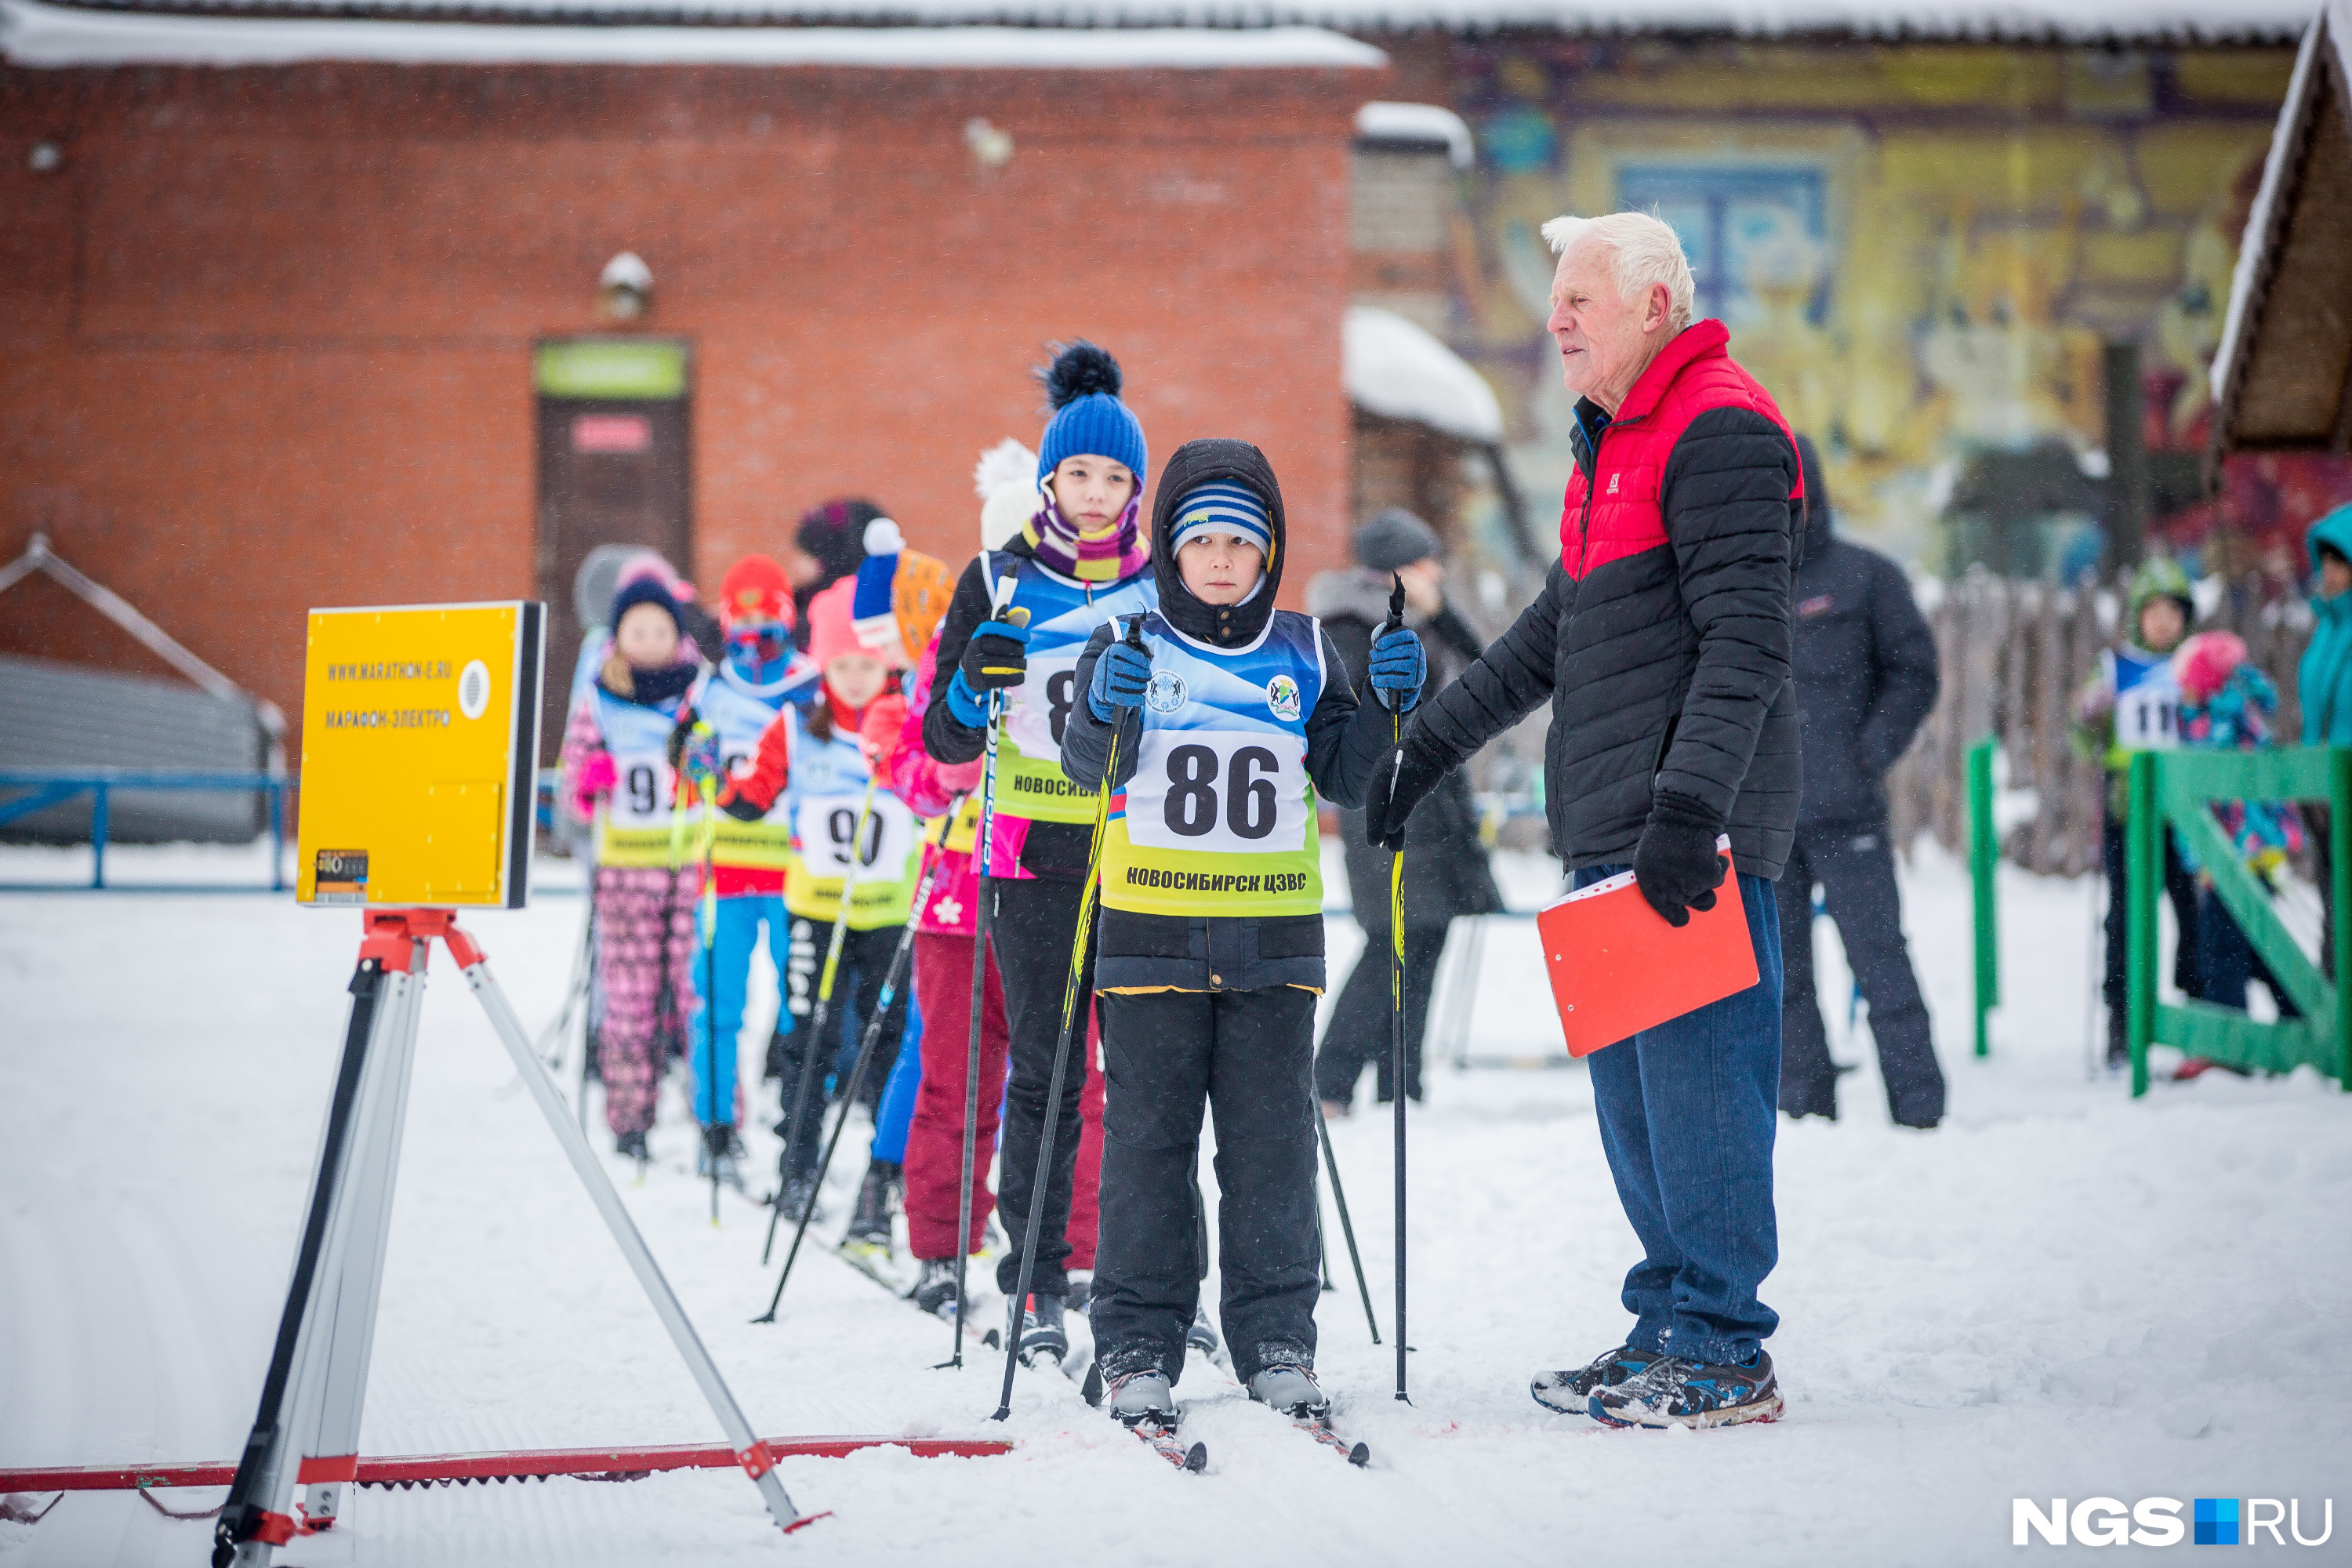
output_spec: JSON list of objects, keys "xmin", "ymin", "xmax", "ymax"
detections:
[
  {"xmin": 1059, "ymin": 438, "xmax": 1426, "ymax": 1428},
  {"xmin": 669, "ymin": 555, "xmax": 818, "ymax": 1190},
  {"xmin": 919, "ymin": 343, "xmax": 1156, "ymax": 1363},
  {"xmin": 559, "ymin": 574, "xmax": 708, "ymax": 1160},
  {"xmin": 723, "ymin": 575, "xmax": 924, "ymax": 1219}
]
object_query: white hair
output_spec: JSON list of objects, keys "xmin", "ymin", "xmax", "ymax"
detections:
[{"xmin": 1541, "ymin": 211, "xmax": 1696, "ymax": 335}]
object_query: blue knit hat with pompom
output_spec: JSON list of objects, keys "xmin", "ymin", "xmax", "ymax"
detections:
[{"xmin": 1036, "ymin": 342, "xmax": 1148, "ymax": 488}]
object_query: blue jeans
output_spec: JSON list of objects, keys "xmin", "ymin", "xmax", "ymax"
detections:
[
  {"xmin": 690, "ymin": 893, "xmax": 790, "ymax": 1127},
  {"xmin": 1573, "ymin": 865, "xmax": 1783, "ymax": 1365}
]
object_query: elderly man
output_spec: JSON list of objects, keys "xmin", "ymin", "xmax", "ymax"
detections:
[{"xmin": 1370, "ymin": 211, "xmax": 1801, "ymax": 1429}]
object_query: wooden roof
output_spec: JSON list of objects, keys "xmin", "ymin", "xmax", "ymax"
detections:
[{"xmin": 2212, "ymin": 3, "xmax": 2352, "ymax": 459}]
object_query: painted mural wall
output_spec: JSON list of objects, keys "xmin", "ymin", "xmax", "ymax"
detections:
[{"xmin": 1436, "ymin": 37, "xmax": 2343, "ymax": 579}]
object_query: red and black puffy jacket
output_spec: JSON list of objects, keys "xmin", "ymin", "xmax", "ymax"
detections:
[{"xmin": 1410, "ymin": 320, "xmax": 1804, "ymax": 879}]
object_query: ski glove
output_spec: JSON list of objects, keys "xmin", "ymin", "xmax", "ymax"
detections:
[
  {"xmin": 1631, "ymin": 792, "xmax": 1728, "ymax": 928},
  {"xmin": 571, "ymin": 750, "xmax": 616, "ymax": 819},
  {"xmin": 1367, "ymin": 627, "xmax": 1428, "ymax": 713},
  {"xmin": 1363, "ymin": 736, "xmax": 1450, "ymax": 852},
  {"xmin": 958, "ymin": 617, "xmax": 1031, "ymax": 694},
  {"xmin": 1088, "ymin": 638, "xmax": 1152, "ymax": 722},
  {"xmin": 668, "ymin": 721, "xmax": 723, "ymax": 791}
]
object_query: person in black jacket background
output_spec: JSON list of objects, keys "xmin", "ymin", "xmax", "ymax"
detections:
[
  {"xmin": 1777, "ymin": 436, "xmax": 1945, "ymax": 1127},
  {"xmin": 1306, "ymin": 509, "xmax": 1503, "ymax": 1112}
]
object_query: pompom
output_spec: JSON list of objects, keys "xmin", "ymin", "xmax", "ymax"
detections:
[
  {"xmin": 862, "ymin": 517, "xmax": 906, "ymax": 556},
  {"xmin": 973, "ymin": 437, "xmax": 1037, "ymax": 499},
  {"xmin": 1039, "ymin": 340, "xmax": 1122, "ymax": 410}
]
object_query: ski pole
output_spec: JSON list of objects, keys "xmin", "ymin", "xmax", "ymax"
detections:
[
  {"xmin": 1379, "ymin": 572, "xmax": 1412, "ymax": 1404},
  {"xmin": 952, "ymin": 590, "xmax": 1026, "ymax": 1370},
  {"xmin": 696, "ymin": 756, "xmax": 722, "ymax": 1228},
  {"xmin": 756, "ymin": 844, "xmax": 948, "ymax": 1323},
  {"xmin": 992, "ymin": 615, "xmax": 1140, "ymax": 1422},
  {"xmin": 1316, "ymin": 1107, "xmax": 1381, "ymax": 1345},
  {"xmin": 578, "ymin": 902, "xmax": 597, "ymax": 1134},
  {"xmin": 761, "ymin": 771, "xmax": 880, "ymax": 1267}
]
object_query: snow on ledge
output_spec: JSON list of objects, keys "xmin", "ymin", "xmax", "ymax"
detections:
[
  {"xmin": 2212, "ymin": 2, "xmax": 2332, "ymax": 405},
  {"xmin": 1356, "ymin": 100, "xmax": 1472, "ymax": 168},
  {"xmin": 1345, "ymin": 305, "xmax": 1502, "ymax": 445},
  {"xmin": 0, "ymin": 0, "xmax": 1386, "ymax": 69}
]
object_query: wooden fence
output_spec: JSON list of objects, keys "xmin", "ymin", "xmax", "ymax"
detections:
[{"xmin": 1888, "ymin": 568, "xmax": 2314, "ymax": 876}]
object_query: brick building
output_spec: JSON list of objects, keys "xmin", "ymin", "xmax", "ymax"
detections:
[{"xmin": 0, "ymin": 5, "xmax": 1384, "ymax": 762}]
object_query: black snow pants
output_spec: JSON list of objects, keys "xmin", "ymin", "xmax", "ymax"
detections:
[
  {"xmin": 988, "ymin": 874, "xmax": 1097, "ymax": 1302},
  {"xmin": 1091, "ymin": 985, "xmax": 1319, "ymax": 1387},
  {"xmin": 2100, "ymin": 812, "xmax": 2201, "ymax": 1023},
  {"xmin": 776, "ymin": 919, "xmax": 910, "ymax": 1180},
  {"xmin": 1773, "ymin": 826, "xmax": 1947, "ymax": 1127},
  {"xmin": 1314, "ymin": 924, "xmax": 1448, "ymax": 1106}
]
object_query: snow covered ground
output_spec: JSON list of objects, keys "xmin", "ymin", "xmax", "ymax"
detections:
[{"xmin": 2, "ymin": 838, "xmax": 2347, "ymax": 1565}]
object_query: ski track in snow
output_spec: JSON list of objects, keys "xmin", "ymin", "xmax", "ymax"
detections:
[{"xmin": 2, "ymin": 839, "xmax": 2348, "ymax": 1565}]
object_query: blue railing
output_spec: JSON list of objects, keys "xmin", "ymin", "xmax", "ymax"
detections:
[{"xmin": 0, "ymin": 770, "xmax": 292, "ymax": 891}]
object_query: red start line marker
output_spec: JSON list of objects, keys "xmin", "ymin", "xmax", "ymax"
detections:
[{"xmin": 0, "ymin": 1436, "xmax": 1011, "ymax": 1494}]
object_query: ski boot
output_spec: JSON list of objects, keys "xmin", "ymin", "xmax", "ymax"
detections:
[
  {"xmin": 696, "ymin": 1124, "xmax": 747, "ymax": 1192},
  {"xmin": 1186, "ymin": 1305, "xmax": 1220, "ymax": 1357},
  {"xmin": 844, "ymin": 1160, "xmax": 898, "ymax": 1251},
  {"xmin": 1104, "ymin": 1369, "xmax": 1177, "ymax": 1430},
  {"xmin": 1065, "ymin": 1270, "xmax": 1094, "ymax": 1312},
  {"xmin": 774, "ymin": 1171, "xmax": 821, "ymax": 1226},
  {"xmin": 1017, "ymin": 1294, "xmax": 1069, "ymax": 1367},
  {"xmin": 1589, "ymin": 1349, "xmax": 1783, "ymax": 1429},
  {"xmin": 1531, "ymin": 1344, "xmax": 1661, "ymax": 1414},
  {"xmin": 912, "ymin": 1258, "xmax": 961, "ymax": 1319},
  {"xmin": 614, "ymin": 1129, "xmax": 650, "ymax": 1164},
  {"xmin": 1246, "ymin": 1363, "xmax": 1330, "ymax": 1421}
]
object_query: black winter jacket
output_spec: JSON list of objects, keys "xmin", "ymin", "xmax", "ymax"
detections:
[
  {"xmin": 1790, "ymin": 500, "xmax": 1940, "ymax": 829},
  {"xmin": 917, "ymin": 534, "xmax": 1138, "ymax": 878},
  {"xmin": 1060, "ymin": 439, "xmax": 1395, "ymax": 994},
  {"xmin": 1406, "ymin": 402, "xmax": 1801, "ymax": 880},
  {"xmin": 1306, "ymin": 567, "xmax": 1504, "ymax": 931}
]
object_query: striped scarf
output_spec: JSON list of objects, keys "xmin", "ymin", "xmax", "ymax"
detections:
[{"xmin": 1022, "ymin": 490, "xmax": 1149, "ymax": 584}]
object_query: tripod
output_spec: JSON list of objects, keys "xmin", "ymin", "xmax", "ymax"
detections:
[{"xmin": 212, "ymin": 909, "xmax": 805, "ymax": 1566}]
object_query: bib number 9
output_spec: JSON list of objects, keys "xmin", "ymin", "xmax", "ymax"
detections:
[{"xmin": 607, "ymin": 752, "xmax": 672, "ymax": 828}]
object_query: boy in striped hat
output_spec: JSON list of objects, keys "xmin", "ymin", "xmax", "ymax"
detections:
[{"xmin": 1058, "ymin": 439, "xmax": 1425, "ymax": 1433}]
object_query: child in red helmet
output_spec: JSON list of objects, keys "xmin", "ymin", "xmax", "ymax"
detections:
[{"xmin": 668, "ymin": 556, "xmax": 818, "ymax": 1188}]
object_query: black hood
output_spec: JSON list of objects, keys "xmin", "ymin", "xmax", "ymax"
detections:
[
  {"xmin": 1794, "ymin": 433, "xmax": 1833, "ymax": 560},
  {"xmin": 1150, "ymin": 437, "xmax": 1287, "ymax": 648}
]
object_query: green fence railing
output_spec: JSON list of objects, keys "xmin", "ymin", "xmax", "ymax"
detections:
[
  {"xmin": 2126, "ymin": 746, "xmax": 2352, "ymax": 1098},
  {"xmin": 1968, "ymin": 737, "xmax": 1998, "ymax": 1059}
]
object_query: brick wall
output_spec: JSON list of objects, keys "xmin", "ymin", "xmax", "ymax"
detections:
[{"xmin": 0, "ymin": 58, "xmax": 1376, "ymax": 741}]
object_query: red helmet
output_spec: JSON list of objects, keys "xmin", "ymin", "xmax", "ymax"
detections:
[{"xmin": 717, "ymin": 555, "xmax": 793, "ymax": 631}]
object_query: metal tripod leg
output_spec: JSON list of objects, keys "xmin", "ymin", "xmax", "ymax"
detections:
[
  {"xmin": 451, "ymin": 931, "xmax": 804, "ymax": 1533},
  {"xmin": 218, "ymin": 929, "xmax": 420, "ymax": 1567},
  {"xmin": 294, "ymin": 944, "xmax": 427, "ymax": 1530}
]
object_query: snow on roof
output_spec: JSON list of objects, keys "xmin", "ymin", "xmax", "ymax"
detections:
[
  {"xmin": 0, "ymin": 0, "xmax": 2309, "ymax": 40},
  {"xmin": 1345, "ymin": 305, "xmax": 1503, "ymax": 445},
  {"xmin": 1356, "ymin": 100, "xmax": 1472, "ymax": 168},
  {"xmin": 0, "ymin": 0, "xmax": 1385, "ymax": 66},
  {"xmin": 2212, "ymin": 2, "xmax": 2331, "ymax": 404}
]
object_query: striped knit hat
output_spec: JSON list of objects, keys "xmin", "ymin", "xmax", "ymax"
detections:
[{"xmin": 1168, "ymin": 481, "xmax": 1272, "ymax": 559}]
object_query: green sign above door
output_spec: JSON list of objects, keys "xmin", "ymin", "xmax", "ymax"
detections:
[{"xmin": 535, "ymin": 339, "xmax": 689, "ymax": 401}]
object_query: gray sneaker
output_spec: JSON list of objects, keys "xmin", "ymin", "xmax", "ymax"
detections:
[
  {"xmin": 1246, "ymin": 1363, "xmax": 1329, "ymax": 1421},
  {"xmin": 1105, "ymin": 1369, "xmax": 1177, "ymax": 1429}
]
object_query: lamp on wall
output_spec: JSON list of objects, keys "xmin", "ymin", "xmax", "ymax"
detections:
[
  {"xmin": 964, "ymin": 118, "xmax": 1014, "ymax": 172},
  {"xmin": 598, "ymin": 252, "xmax": 654, "ymax": 324}
]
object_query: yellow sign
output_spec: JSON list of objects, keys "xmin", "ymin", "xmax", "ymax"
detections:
[{"xmin": 296, "ymin": 602, "xmax": 546, "ymax": 909}]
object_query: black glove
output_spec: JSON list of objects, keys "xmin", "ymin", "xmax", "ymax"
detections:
[
  {"xmin": 956, "ymin": 617, "xmax": 1032, "ymax": 694},
  {"xmin": 1363, "ymin": 738, "xmax": 1450, "ymax": 852},
  {"xmin": 1631, "ymin": 792, "xmax": 1728, "ymax": 928}
]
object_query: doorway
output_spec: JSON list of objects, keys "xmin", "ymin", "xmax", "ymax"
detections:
[{"xmin": 535, "ymin": 337, "xmax": 691, "ymax": 761}]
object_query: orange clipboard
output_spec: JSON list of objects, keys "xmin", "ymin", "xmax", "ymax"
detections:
[{"xmin": 1535, "ymin": 837, "xmax": 1760, "ymax": 1057}]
